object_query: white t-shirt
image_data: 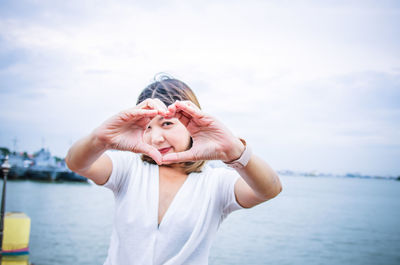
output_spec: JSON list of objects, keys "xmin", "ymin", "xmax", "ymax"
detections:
[{"xmin": 102, "ymin": 150, "xmax": 243, "ymax": 265}]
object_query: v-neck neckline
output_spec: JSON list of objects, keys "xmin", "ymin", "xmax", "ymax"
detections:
[{"xmin": 156, "ymin": 165, "xmax": 193, "ymax": 229}]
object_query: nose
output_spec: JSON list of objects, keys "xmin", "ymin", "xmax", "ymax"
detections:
[{"xmin": 150, "ymin": 128, "xmax": 165, "ymax": 146}]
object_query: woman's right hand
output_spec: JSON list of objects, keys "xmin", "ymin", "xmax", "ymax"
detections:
[{"xmin": 92, "ymin": 98, "xmax": 168, "ymax": 165}]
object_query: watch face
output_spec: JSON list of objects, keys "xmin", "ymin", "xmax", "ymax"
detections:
[
  {"xmin": 224, "ymin": 138, "xmax": 251, "ymax": 169},
  {"xmin": 228, "ymin": 162, "xmax": 243, "ymax": 169}
]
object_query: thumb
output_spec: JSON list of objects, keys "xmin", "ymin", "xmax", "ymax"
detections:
[
  {"xmin": 162, "ymin": 150, "xmax": 195, "ymax": 164},
  {"xmin": 137, "ymin": 143, "xmax": 163, "ymax": 165}
]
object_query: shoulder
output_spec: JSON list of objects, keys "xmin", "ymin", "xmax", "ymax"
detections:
[
  {"xmin": 102, "ymin": 150, "xmax": 149, "ymax": 193},
  {"xmin": 200, "ymin": 163, "xmax": 244, "ymax": 215},
  {"xmin": 199, "ymin": 163, "xmax": 240, "ymax": 185},
  {"xmin": 105, "ymin": 150, "xmax": 142, "ymax": 166}
]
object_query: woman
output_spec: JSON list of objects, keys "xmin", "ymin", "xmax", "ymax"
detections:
[{"xmin": 66, "ymin": 75, "xmax": 282, "ymax": 265}]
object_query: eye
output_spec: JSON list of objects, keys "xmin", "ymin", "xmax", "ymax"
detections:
[
  {"xmin": 146, "ymin": 125, "xmax": 152, "ymax": 130},
  {"xmin": 162, "ymin": 121, "xmax": 173, "ymax": 127}
]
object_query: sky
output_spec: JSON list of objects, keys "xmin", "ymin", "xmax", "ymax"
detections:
[{"xmin": 0, "ymin": 0, "xmax": 399, "ymax": 176}]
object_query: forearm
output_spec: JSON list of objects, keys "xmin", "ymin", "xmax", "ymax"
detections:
[
  {"xmin": 65, "ymin": 132, "xmax": 108, "ymax": 173},
  {"xmin": 236, "ymin": 154, "xmax": 282, "ymax": 200}
]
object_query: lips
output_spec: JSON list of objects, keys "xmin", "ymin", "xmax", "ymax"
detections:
[{"xmin": 158, "ymin": 147, "xmax": 172, "ymax": 154}]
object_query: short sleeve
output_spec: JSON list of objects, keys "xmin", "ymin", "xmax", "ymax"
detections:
[
  {"xmin": 214, "ymin": 167, "xmax": 244, "ymax": 219},
  {"xmin": 103, "ymin": 150, "xmax": 139, "ymax": 195}
]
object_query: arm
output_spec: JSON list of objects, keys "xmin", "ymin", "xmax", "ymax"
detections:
[
  {"xmin": 161, "ymin": 100, "xmax": 282, "ymax": 208},
  {"xmin": 66, "ymin": 98, "xmax": 168, "ymax": 185},
  {"xmin": 65, "ymin": 133, "xmax": 112, "ymax": 185},
  {"xmin": 227, "ymin": 140, "xmax": 282, "ymax": 208}
]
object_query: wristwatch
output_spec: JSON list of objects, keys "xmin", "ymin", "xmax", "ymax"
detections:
[{"xmin": 224, "ymin": 138, "xmax": 252, "ymax": 169}]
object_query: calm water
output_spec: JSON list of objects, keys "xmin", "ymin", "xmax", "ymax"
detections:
[{"xmin": 6, "ymin": 176, "xmax": 400, "ymax": 265}]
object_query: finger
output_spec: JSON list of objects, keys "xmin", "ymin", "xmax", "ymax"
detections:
[
  {"xmin": 162, "ymin": 150, "xmax": 195, "ymax": 163},
  {"xmin": 136, "ymin": 98, "xmax": 157, "ymax": 110},
  {"xmin": 170, "ymin": 101, "xmax": 213, "ymax": 127},
  {"xmin": 164, "ymin": 103, "xmax": 177, "ymax": 118},
  {"xmin": 152, "ymin": 98, "xmax": 168, "ymax": 114},
  {"xmin": 121, "ymin": 109, "xmax": 158, "ymax": 121},
  {"xmin": 174, "ymin": 110, "xmax": 191, "ymax": 127},
  {"xmin": 138, "ymin": 143, "xmax": 163, "ymax": 165},
  {"xmin": 181, "ymin": 100, "xmax": 200, "ymax": 110},
  {"xmin": 136, "ymin": 98, "xmax": 165, "ymax": 113},
  {"xmin": 174, "ymin": 101, "xmax": 204, "ymax": 119},
  {"xmin": 165, "ymin": 101, "xmax": 192, "ymax": 126}
]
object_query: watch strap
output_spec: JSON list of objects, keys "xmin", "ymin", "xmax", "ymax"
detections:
[{"xmin": 224, "ymin": 138, "xmax": 252, "ymax": 169}]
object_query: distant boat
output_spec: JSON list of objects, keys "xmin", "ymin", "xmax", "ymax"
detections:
[
  {"xmin": 24, "ymin": 165, "xmax": 87, "ymax": 182},
  {"xmin": 1, "ymin": 149, "xmax": 87, "ymax": 182},
  {"xmin": 56, "ymin": 171, "xmax": 87, "ymax": 182}
]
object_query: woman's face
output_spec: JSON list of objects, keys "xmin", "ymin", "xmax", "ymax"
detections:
[{"xmin": 143, "ymin": 115, "xmax": 191, "ymax": 159}]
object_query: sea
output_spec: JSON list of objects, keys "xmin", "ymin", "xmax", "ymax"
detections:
[{"xmin": 6, "ymin": 175, "xmax": 400, "ymax": 265}]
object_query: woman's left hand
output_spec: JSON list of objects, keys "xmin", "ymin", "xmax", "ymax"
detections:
[{"xmin": 161, "ymin": 100, "xmax": 245, "ymax": 164}]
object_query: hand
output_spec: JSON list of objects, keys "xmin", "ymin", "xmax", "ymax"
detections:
[
  {"xmin": 162, "ymin": 101, "xmax": 245, "ymax": 164},
  {"xmin": 93, "ymin": 98, "xmax": 168, "ymax": 165}
]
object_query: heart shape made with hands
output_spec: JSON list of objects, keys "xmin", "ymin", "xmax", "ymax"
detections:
[
  {"xmin": 106, "ymin": 99, "xmax": 239, "ymax": 167},
  {"xmin": 141, "ymin": 100, "xmax": 210, "ymax": 165},
  {"xmin": 140, "ymin": 100, "xmax": 238, "ymax": 166}
]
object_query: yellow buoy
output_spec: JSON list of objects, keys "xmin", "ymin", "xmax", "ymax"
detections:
[
  {"xmin": 1, "ymin": 255, "xmax": 29, "ymax": 265},
  {"xmin": 3, "ymin": 212, "xmax": 30, "ymax": 255}
]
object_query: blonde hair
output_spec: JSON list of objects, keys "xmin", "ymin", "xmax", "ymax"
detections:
[{"xmin": 136, "ymin": 74, "xmax": 206, "ymax": 174}]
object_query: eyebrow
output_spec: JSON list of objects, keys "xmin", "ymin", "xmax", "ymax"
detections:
[{"xmin": 157, "ymin": 116, "xmax": 164, "ymax": 122}]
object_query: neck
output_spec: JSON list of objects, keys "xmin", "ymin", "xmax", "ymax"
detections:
[{"xmin": 160, "ymin": 163, "xmax": 187, "ymax": 176}]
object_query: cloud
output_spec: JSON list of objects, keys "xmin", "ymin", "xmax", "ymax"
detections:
[{"xmin": 0, "ymin": 0, "xmax": 399, "ymax": 175}]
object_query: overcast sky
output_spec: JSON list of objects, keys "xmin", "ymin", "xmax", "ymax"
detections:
[{"xmin": 0, "ymin": 0, "xmax": 399, "ymax": 176}]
